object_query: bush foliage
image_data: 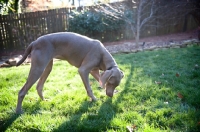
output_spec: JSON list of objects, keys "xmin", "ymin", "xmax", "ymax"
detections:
[{"xmin": 68, "ymin": 9, "xmax": 133, "ymax": 37}]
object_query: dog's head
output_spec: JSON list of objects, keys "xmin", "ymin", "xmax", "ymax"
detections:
[{"xmin": 100, "ymin": 67, "xmax": 124, "ymax": 97}]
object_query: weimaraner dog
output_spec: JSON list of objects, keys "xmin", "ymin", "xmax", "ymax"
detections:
[{"xmin": 16, "ymin": 32, "xmax": 124, "ymax": 114}]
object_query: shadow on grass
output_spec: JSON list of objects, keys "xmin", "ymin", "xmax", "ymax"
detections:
[
  {"xmin": 52, "ymin": 101, "xmax": 94, "ymax": 131},
  {"xmin": 0, "ymin": 100, "xmax": 42, "ymax": 131},
  {"xmin": 0, "ymin": 114, "xmax": 20, "ymax": 132},
  {"xmin": 53, "ymin": 64, "xmax": 134, "ymax": 131},
  {"xmin": 26, "ymin": 100, "xmax": 43, "ymax": 115}
]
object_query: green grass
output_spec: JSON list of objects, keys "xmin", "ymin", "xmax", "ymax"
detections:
[{"xmin": 0, "ymin": 45, "xmax": 200, "ymax": 132}]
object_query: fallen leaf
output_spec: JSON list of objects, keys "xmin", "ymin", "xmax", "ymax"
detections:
[
  {"xmin": 126, "ymin": 125, "xmax": 137, "ymax": 132},
  {"xmin": 132, "ymin": 125, "xmax": 137, "ymax": 129},
  {"xmin": 126, "ymin": 126, "xmax": 133, "ymax": 132},
  {"xmin": 195, "ymin": 64, "xmax": 199, "ymax": 69},
  {"xmin": 177, "ymin": 92, "xmax": 183, "ymax": 99},
  {"xmin": 198, "ymin": 122, "xmax": 200, "ymax": 125},
  {"xmin": 176, "ymin": 73, "xmax": 180, "ymax": 77},
  {"xmin": 164, "ymin": 101, "xmax": 169, "ymax": 104},
  {"xmin": 155, "ymin": 81, "xmax": 162, "ymax": 84}
]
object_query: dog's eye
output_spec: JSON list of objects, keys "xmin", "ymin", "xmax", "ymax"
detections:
[{"xmin": 108, "ymin": 77, "xmax": 115, "ymax": 84}]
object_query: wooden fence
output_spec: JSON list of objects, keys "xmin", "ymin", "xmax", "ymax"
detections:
[
  {"xmin": 0, "ymin": 5, "xmax": 198, "ymax": 54},
  {"xmin": 0, "ymin": 8, "xmax": 69, "ymax": 53}
]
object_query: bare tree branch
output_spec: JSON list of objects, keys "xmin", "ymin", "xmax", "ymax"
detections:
[
  {"xmin": 93, "ymin": 0, "xmax": 199, "ymax": 46},
  {"xmin": 140, "ymin": 0, "xmax": 155, "ymax": 29}
]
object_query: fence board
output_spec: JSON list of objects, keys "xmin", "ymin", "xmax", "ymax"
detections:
[
  {"xmin": 0, "ymin": 5, "xmax": 197, "ymax": 54},
  {"xmin": 0, "ymin": 8, "xmax": 68, "ymax": 53}
]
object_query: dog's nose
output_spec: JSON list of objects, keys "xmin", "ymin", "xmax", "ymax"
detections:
[{"xmin": 106, "ymin": 92, "xmax": 113, "ymax": 97}]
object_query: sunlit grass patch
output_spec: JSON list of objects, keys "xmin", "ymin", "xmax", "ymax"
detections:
[{"xmin": 0, "ymin": 45, "xmax": 200, "ymax": 131}]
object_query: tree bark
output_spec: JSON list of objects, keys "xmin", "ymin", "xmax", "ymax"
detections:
[{"xmin": 135, "ymin": 0, "xmax": 142, "ymax": 48}]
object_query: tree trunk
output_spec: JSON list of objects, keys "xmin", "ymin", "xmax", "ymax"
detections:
[
  {"xmin": 135, "ymin": 30, "xmax": 140, "ymax": 48},
  {"xmin": 135, "ymin": 0, "xmax": 142, "ymax": 48}
]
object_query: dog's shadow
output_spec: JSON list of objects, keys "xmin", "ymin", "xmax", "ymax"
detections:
[
  {"xmin": 53, "ymin": 65, "xmax": 134, "ymax": 131},
  {"xmin": 0, "ymin": 100, "xmax": 42, "ymax": 132},
  {"xmin": 0, "ymin": 114, "xmax": 20, "ymax": 132},
  {"xmin": 52, "ymin": 98, "xmax": 115, "ymax": 132}
]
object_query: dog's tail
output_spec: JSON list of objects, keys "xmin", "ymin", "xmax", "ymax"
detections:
[{"xmin": 16, "ymin": 42, "xmax": 33, "ymax": 67}]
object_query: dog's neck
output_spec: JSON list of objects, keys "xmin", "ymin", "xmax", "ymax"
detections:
[
  {"xmin": 107, "ymin": 65, "xmax": 118, "ymax": 70},
  {"xmin": 100, "ymin": 50, "xmax": 118, "ymax": 71}
]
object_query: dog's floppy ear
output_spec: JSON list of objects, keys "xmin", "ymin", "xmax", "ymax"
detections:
[
  {"xmin": 99, "ymin": 70, "xmax": 113, "ymax": 88},
  {"xmin": 120, "ymin": 70, "xmax": 124, "ymax": 78}
]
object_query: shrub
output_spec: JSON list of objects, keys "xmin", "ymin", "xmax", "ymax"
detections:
[{"xmin": 68, "ymin": 9, "xmax": 126, "ymax": 36}]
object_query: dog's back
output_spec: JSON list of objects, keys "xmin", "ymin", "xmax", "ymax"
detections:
[
  {"xmin": 20, "ymin": 32, "xmax": 106, "ymax": 68},
  {"xmin": 43, "ymin": 32, "xmax": 104, "ymax": 67}
]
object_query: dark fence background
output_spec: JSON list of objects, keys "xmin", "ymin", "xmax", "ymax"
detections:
[
  {"xmin": 0, "ymin": 8, "xmax": 69, "ymax": 53},
  {"xmin": 0, "ymin": 4, "xmax": 198, "ymax": 54}
]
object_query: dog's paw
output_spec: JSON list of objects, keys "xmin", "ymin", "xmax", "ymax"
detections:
[
  {"xmin": 90, "ymin": 97, "xmax": 97, "ymax": 102},
  {"xmin": 16, "ymin": 109, "xmax": 23, "ymax": 114}
]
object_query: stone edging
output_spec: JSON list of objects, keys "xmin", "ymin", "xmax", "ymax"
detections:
[{"xmin": 105, "ymin": 39, "xmax": 200, "ymax": 54}]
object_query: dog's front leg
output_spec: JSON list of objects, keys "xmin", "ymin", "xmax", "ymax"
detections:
[
  {"xmin": 90, "ymin": 68, "xmax": 102, "ymax": 88},
  {"xmin": 90, "ymin": 68, "xmax": 100, "ymax": 81},
  {"xmin": 78, "ymin": 67, "xmax": 97, "ymax": 101}
]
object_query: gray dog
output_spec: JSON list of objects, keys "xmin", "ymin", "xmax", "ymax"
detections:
[{"xmin": 16, "ymin": 32, "xmax": 124, "ymax": 114}]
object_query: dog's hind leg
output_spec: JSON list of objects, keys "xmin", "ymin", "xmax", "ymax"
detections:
[
  {"xmin": 16, "ymin": 52, "xmax": 50, "ymax": 114},
  {"xmin": 36, "ymin": 60, "xmax": 53, "ymax": 100}
]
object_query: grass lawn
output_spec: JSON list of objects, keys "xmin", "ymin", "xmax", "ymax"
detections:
[{"xmin": 0, "ymin": 45, "xmax": 200, "ymax": 132}]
